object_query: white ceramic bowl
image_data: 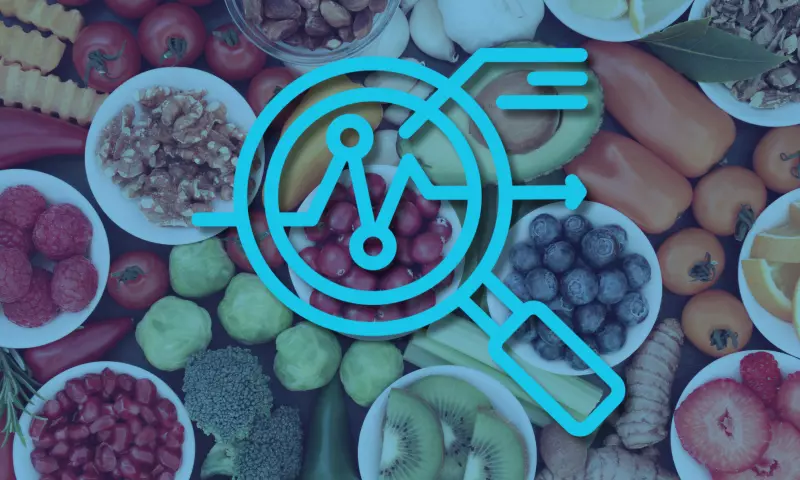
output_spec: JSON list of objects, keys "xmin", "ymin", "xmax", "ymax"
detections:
[
  {"xmin": 487, "ymin": 201, "xmax": 663, "ymax": 376},
  {"xmin": 14, "ymin": 361, "xmax": 195, "ymax": 479},
  {"xmin": 738, "ymin": 189, "xmax": 800, "ymax": 357},
  {"xmin": 670, "ymin": 350, "xmax": 800, "ymax": 478},
  {"xmin": 544, "ymin": 0, "xmax": 695, "ymax": 42},
  {"xmin": 0, "ymin": 170, "xmax": 109, "ymax": 349},
  {"xmin": 689, "ymin": 0, "xmax": 800, "ymax": 127},
  {"xmin": 85, "ymin": 67, "xmax": 266, "ymax": 246},
  {"xmin": 358, "ymin": 365, "xmax": 537, "ymax": 480},
  {"xmin": 288, "ymin": 164, "xmax": 464, "ymax": 339}
]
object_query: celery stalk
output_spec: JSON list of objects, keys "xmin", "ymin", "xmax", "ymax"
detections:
[{"xmin": 426, "ymin": 316, "xmax": 603, "ymax": 416}]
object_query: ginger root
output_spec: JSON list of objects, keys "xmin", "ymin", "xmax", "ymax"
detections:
[
  {"xmin": 615, "ymin": 318, "xmax": 684, "ymax": 450},
  {"xmin": 535, "ymin": 435, "xmax": 678, "ymax": 480}
]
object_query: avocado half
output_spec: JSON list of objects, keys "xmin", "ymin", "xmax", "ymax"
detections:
[{"xmin": 398, "ymin": 41, "xmax": 604, "ymax": 186}]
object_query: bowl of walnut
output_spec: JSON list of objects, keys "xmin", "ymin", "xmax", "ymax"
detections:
[{"xmin": 85, "ymin": 67, "xmax": 267, "ymax": 246}]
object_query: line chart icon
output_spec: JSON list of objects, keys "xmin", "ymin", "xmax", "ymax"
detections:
[{"xmin": 193, "ymin": 48, "xmax": 625, "ymax": 437}]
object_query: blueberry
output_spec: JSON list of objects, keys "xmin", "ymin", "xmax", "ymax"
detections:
[
  {"xmin": 537, "ymin": 312, "xmax": 573, "ymax": 347},
  {"xmin": 547, "ymin": 295, "xmax": 575, "ymax": 318},
  {"xmin": 563, "ymin": 214, "xmax": 592, "ymax": 245},
  {"xmin": 543, "ymin": 241, "xmax": 576, "ymax": 274},
  {"xmin": 534, "ymin": 338, "xmax": 565, "ymax": 361},
  {"xmin": 598, "ymin": 224, "xmax": 628, "ymax": 251},
  {"xmin": 595, "ymin": 322, "xmax": 626, "ymax": 353},
  {"xmin": 622, "ymin": 254, "xmax": 652, "ymax": 289},
  {"xmin": 524, "ymin": 268, "xmax": 559, "ymax": 302},
  {"xmin": 510, "ymin": 317, "xmax": 538, "ymax": 344},
  {"xmin": 509, "ymin": 242, "xmax": 540, "ymax": 272},
  {"xmin": 574, "ymin": 302, "xmax": 607, "ymax": 335},
  {"xmin": 529, "ymin": 214, "xmax": 562, "ymax": 248},
  {"xmin": 560, "ymin": 267, "xmax": 599, "ymax": 306},
  {"xmin": 565, "ymin": 337, "xmax": 599, "ymax": 371},
  {"xmin": 581, "ymin": 228, "xmax": 620, "ymax": 269},
  {"xmin": 596, "ymin": 269, "xmax": 629, "ymax": 305},
  {"xmin": 504, "ymin": 272, "xmax": 531, "ymax": 301},
  {"xmin": 615, "ymin": 292, "xmax": 649, "ymax": 326}
]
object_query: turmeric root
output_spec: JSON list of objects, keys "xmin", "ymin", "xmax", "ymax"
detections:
[
  {"xmin": 0, "ymin": 24, "xmax": 66, "ymax": 74},
  {"xmin": 535, "ymin": 435, "xmax": 678, "ymax": 480},
  {"xmin": 615, "ymin": 318, "xmax": 684, "ymax": 450},
  {"xmin": 0, "ymin": 0, "xmax": 84, "ymax": 42}
]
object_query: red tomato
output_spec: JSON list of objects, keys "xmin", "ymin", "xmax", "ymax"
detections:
[
  {"xmin": 103, "ymin": 0, "xmax": 161, "ymax": 19},
  {"xmin": 247, "ymin": 68, "xmax": 298, "ymax": 127},
  {"xmin": 205, "ymin": 24, "xmax": 267, "ymax": 82},
  {"xmin": 138, "ymin": 3, "xmax": 206, "ymax": 67},
  {"xmin": 58, "ymin": 0, "xmax": 92, "ymax": 5},
  {"xmin": 177, "ymin": 0, "xmax": 215, "ymax": 5},
  {"xmin": 72, "ymin": 22, "xmax": 142, "ymax": 93},
  {"xmin": 225, "ymin": 211, "xmax": 285, "ymax": 272},
  {"xmin": 106, "ymin": 251, "xmax": 169, "ymax": 310}
]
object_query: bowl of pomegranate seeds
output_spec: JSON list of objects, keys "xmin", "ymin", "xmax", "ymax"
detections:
[{"xmin": 13, "ymin": 361, "xmax": 195, "ymax": 480}]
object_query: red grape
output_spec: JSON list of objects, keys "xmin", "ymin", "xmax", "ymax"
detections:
[
  {"xmin": 337, "ymin": 232, "xmax": 352, "ymax": 249},
  {"xmin": 299, "ymin": 247, "xmax": 320, "ymax": 271},
  {"xmin": 327, "ymin": 202, "xmax": 358, "ymax": 233},
  {"xmin": 420, "ymin": 259, "xmax": 455, "ymax": 289},
  {"xmin": 364, "ymin": 238, "xmax": 383, "ymax": 257},
  {"xmin": 342, "ymin": 304, "xmax": 377, "ymax": 321},
  {"xmin": 379, "ymin": 266, "xmax": 415, "ymax": 290},
  {"xmin": 428, "ymin": 217, "xmax": 453, "ymax": 242},
  {"xmin": 310, "ymin": 290, "xmax": 343, "ymax": 315},
  {"xmin": 402, "ymin": 290, "xmax": 437, "ymax": 316},
  {"xmin": 415, "ymin": 195, "xmax": 441, "ymax": 219},
  {"xmin": 411, "ymin": 232, "xmax": 444, "ymax": 264},
  {"xmin": 366, "ymin": 173, "xmax": 387, "ymax": 202},
  {"xmin": 402, "ymin": 188, "xmax": 418, "ymax": 203},
  {"xmin": 395, "ymin": 237, "xmax": 414, "ymax": 266},
  {"xmin": 392, "ymin": 201, "xmax": 422, "ymax": 237},
  {"xmin": 304, "ymin": 220, "xmax": 330, "ymax": 243},
  {"xmin": 341, "ymin": 267, "xmax": 378, "ymax": 291},
  {"xmin": 331, "ymin": 182, "xmax": 347, "ymax": 202},
  {"xmin": 317, "ymin": 243, "xmax": 352, "ymax": 278},
  {"xmin": 376, "ymin": 303, "xmax": 403, "ymax": 321}
]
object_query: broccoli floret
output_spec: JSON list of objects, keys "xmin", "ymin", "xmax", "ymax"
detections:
[
  {"xmin": 183, "ymin": 347, "xmax": 273, "ymax": 444},
  {"xmin": 200, "ymin": 406, "xmax": 304, "ymax": 480}
]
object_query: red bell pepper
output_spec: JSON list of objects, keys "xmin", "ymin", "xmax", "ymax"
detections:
[
  {"xmin": 22, "ymin": 317, "xmax": 134, "ymax": 383},
  {"xmin": 0, "ymin": 108, "xmax": 87, "ymax": 170},
  {"xmin": 0, "ymin": 414, "xmax": 14, "ymax": 480}
]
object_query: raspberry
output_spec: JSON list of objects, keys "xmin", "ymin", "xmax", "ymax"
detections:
[
  {"xmin": 3, "ymin": 267, "xmax": 58, "ymax": 328},
  {"xmin": 33, "ymin": 204, "xmax": 93, "ymax": 261},
  {"xmin": 740, "ymin": 351, "xmax": 782, "ymax": 406},
  {"xmin": 0, "ymin": 220, "xmax": 32, "ymax": 254},
  {"xmin": 0, "ymin": 247, "xmax": 32, "ymax": 303},
  {"xmin": 51, "ymin": 256, "xmax": 98, "ymax": 313},
  {"xmin": 0, "ymin": 185, "xmax": 47, "ymax": 230}
]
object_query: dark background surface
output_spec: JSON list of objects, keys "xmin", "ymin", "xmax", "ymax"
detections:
[{"xmin": 3, "ymin": 1, "xmax": 781, "ymax": 478}]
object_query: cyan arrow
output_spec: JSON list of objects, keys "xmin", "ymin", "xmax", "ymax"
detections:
[{"xmin": 510, "ymin": 174, "xmax": 587, "ymax": 210}]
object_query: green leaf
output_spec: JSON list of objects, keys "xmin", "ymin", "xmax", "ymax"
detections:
[{"xmin": 641, "ymin": 18, "xmax": 789, "ymax": 83}]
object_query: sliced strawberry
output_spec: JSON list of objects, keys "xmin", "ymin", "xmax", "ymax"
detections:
[
  {"xmin": 675, "ymin": 378, "xmax": 772, "ymax": 473},
  {"xmin": 712, "ymin": 421, "xmax": 800, "ymax": 480},
  {"xmin": 740, "ymin": 352, "xmax": 782, "ymax": 406},
  {"xmin": 775, "ymin": 372, "xmax": 800, "ymax": 431}
]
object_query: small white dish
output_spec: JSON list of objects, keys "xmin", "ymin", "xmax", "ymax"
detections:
[
  {"xmin": 738, "ymin": 189, "xmax": 800, "ymax": 357},
  {"xmin": 544, "ymin": 0, "xmax": 695, "ymax": 42},
  {"xmin": 85, "ymin": 67, "xmax": 266, "ymax": 246},
  {"xmin": 287, "ymin": 164, "xmax": 464, "ymax": 340},
  {"xmin": 487, "ymin": 201, "xmax": 663, "ymax": 376},
  {"xmin": 14, "ymin": 361, "xmax": 195, "ymax": 480},
  {"xmin": 358, "ymin": 365, "xmax": 537, "ymax": 480},
  {"xmin": 689, "ymin": 0, "xmax": 800, "ymax": 127},
  {"xmin": 0, "ymin": 170, "xmax": 109, "ymax": 349},
  {"xmin": 670, "ymin": 350, "xmax": 800, "ymax": 478}
]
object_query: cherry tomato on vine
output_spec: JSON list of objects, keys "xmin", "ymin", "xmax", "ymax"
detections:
[
  {"xmin": 247, "ymin": 68, "xmax": 298, "ymax": 127},
  {"xmin": 177, "ymin": 0, "xmax": 215, "ymax": 5},
  {"xmin": 72, "ymin": 22, "xmax": 141, "ymax": 93},
  {"xmin": 103, "ymin": 0, "xmax": 162, "ymax": 19},
  {"xmin": 138, "ymin": 3, "xmax": 206, "ymax": 67},
  {"xmin": 58, "ymin": 0, "xmax": 92, "ymax": 6},
  {"xmin": 106, "ymin": 251, "xmax": 169, "ymax": 310},
  {"xmin": 205, "ymin": 24, "xmax": 267, "ymax": 82}
]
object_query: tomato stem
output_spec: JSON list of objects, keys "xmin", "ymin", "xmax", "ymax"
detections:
[
  {"xmin": 111, "ymin": 265, "xmax": 145, "ymax": 283},
  {"xmin": 161, "ymin": 37, "xmax": 188, "ymax": 65},
  {"xmin": 83, "ymin": 41, "xmax": 127, "ymax": 86},
  {"xmin": 688, "ymin": 252, "xmax": 718, "ymax": 283},
  {"xmin": 213, "ymin": 28, "xmax": 240, "ymax": 47},
  {"xmin": 709, "ymin": 328, "xmax": 738, "ymax": 351},
  {"xmin": 781, "ymin": 150, "xmax": 800, "ymax": 179},
  {"xmin": 734, "ymin": 204, "xmax": 755, "ymax": 242}
]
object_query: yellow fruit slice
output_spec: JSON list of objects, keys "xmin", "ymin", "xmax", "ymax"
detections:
[
  {"xmin": 629, "ymin": 0, "xmax": 686, "ymax": 33},
  {"xmin": 751, "ymin": 223, "xmax": 800, "ymax": 263},
  {"xmin": 742, "ymin": 259, "xmax": 800, "ymax": 322},
  {"xmin": 570, "ymin": 0, "xmax": 628, "ymax": 20},
  {"xmin": 793, "ymin": 280, "xmax": 800, "ymax": 338},
  {"xmin": 790, "ymin": 201, "xmax": 800, "ymax": 228}
]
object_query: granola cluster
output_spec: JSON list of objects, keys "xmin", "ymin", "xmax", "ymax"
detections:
[{"xmin": 97, "ymin": 87, "xmax": 258, "ymax": 227}]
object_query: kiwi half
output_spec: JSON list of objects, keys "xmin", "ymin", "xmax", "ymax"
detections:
[
  {"xmin": 379, "ymin": 389, "xmax": 444, "ymax": 480},
  {"xmin": 407, "ymin": 376, "xmax": 494, "ymax": 480},
  {"xmin": 463, "ymin": 409, "xmax": 527, "ymax": 480}
]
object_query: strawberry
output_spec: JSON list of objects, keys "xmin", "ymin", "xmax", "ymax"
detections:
[
  {"xmin": 775, "ymin": 372, "xmax": 800, "ymax": 431},
  {"xmin": 740, "ymin": 352, "xmax": 782, "ymax": 406},
  {"xmin": 675, "ymin": 378, "xmax": 771, "ymax": 473},
  {"xmin": 712, "ymin": 421, "xmax": 800, "ymax": 480}
]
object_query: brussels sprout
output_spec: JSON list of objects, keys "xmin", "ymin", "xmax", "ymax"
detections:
[
  {"xmin": 136, "ymin": 296, "xmax": 212, "ymax": 371},
  {"xmin": 170, "ymin": 238, "xmax": 235, "ymax": 298},
  {"xmin": 218, "ymin": 273, "xmax": 293, "ymax": 345},
  {"xmin": 339, "ymin": 342, "xmax": 403, "ymax": 407},
  {"xmin": 274, "ymin": 322, "xmax": 342, "ymax": 391}
]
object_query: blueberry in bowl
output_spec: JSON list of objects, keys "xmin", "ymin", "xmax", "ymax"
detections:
[
  {"xmin": 543, "ymin": 240, "xmax": 576, "ymax": 274},
  {"xmin": 562, "ymin": 214, "xmax": 592, "ymax": 245},
  {"xmin": 581, "ymin": 228, "xmax": 620, "ymax": 269},
  {"xmin": 560, "ymin": 267, "xmax": 599, "ymax": 306},
  {"xmin": 504, "ymin": 271, "xmax": 531, "ymax": 302},
  {"xmin": 537, "ymin": 312, "xmax": 573, "ymax": 347},
  {"xmin": 574, "ymin": 302, "xmax": 607, "ymax": 335},
  {"xmin": 621, "ymin": 253, "xmax": 652, "ymax": 289},
  {"xmin": 564, "ymin": 337, "xmax": 599, "ymax": 371},
  {"xmin": 525, "ymin": 268, "xmax": 559, "ymax": 302},
  {"xmin": 614, "ymin": 291, "xmax": 649, "ymax": 326},
  {"xmin": 547, "ymin": 295, "xmax": 575, "ymax": 318},
  {"xmin": 597, "ymin": 224, "xmax": 628, "ymax": 251},
  {"xmin": 529, "ymin": 213, "xmax": 562, "ymax": 248},
  {"xmin": 595, "ymin": 321, "xmax": 627, "ymax": 354},
  {"xmin": 596, "ymin": 269, "xmax": 629, "ymax": 305},
  {"xmin": 534, "ymin": 338, "xmax": 565, "ymax": 361},
  {"xmin": 509, "ymin": 242, "xmax": 540, "ymax": 272}
]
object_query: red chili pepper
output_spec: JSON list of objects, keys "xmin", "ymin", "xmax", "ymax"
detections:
[
  {"xmin": 22, "ymin": 318, "xmax": 134, "ymax": 384},
  {"xmin": 0, "ymin": 108, "xmax": 87, "ymax": 170},
  {"xmin": 0, "ymin": 414, "xmax": 14, "ymax": 480}
]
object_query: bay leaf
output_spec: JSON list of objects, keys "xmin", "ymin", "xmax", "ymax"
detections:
[{"xmin": 640, "ymin": 18, "xmax": 789, "ymax": 83}]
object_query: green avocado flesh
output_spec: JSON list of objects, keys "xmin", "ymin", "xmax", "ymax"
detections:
[{"xmin": 398, "ymin": 41, "xmax": 604, "ymax": 186}]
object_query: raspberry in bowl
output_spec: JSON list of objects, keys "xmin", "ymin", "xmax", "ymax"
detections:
[
  {"xmin": 0, "ymin": 170, "xmax": 110, "ymax": 349},
  {"xmin": 13, "ymin": 361, "xmax": 195, "ymax": 480}
]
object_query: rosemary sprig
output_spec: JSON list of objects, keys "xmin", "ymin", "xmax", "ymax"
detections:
[{"xmin": 1, "ymin": 348, "xmax": 40, "ymax": 448}]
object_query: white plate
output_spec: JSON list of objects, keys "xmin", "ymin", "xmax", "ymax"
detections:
[
  {"xmin": 689, "ymin": 0, "xmax": 800, "ymax": 127},
  {"xmin": 14, "ymin": 361, "xmax": 196, "ymax": 480},
  {"xmin": 287, "ymin": 165, "xmax": 464, "ymax": 339},
  {"xmin": 358, "ymin": 365, "xmax": 537, "ymax": 480},
  {"xmin": 487, "ymin": 201, "xmax": 663, "ymax": 376},
  {"xmin": 544, "ymin": 0, "xmax": 695, "ymax": 42},
  {"xmin": 738, "ymin": 189, "xmax": 800, "ymax": 357},
  {"xmin": 0, "ymin": 170, "xmax": 109, "ymax": 349},
  {"xmin": 85, "ymin": 67, "xmax": 266, "ymax": 246},
  {"xmin": 670, "ymin": 350, "xmax": 800, "ymax": 478}
]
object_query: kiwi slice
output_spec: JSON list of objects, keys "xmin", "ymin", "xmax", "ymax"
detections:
[
  {"xmin": 379, "ymin": 389, "xmax": 444, "ymax": 480},
  {"xmin": 407, "ymin": 376, "xmax": 493, "ymax": 480},
  {"xmin": 463, "ymin": 409, "xmax": 527, "ymax": 480}
]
